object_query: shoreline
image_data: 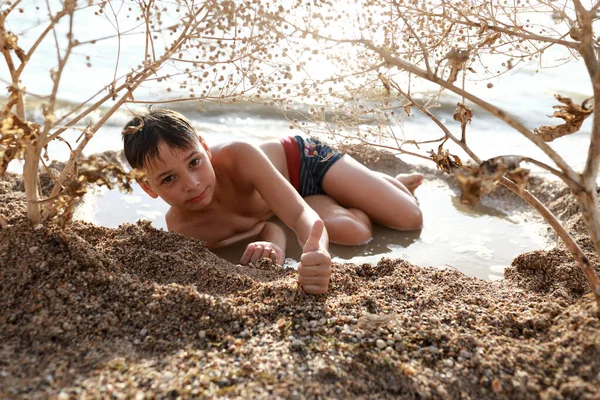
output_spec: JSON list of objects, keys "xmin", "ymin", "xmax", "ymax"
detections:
[{"xmin": 1, "ymin": 149, "xmax": 599, "ymax": 399}]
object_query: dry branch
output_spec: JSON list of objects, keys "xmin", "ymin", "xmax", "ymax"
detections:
[{"xmin": 534, "ymin": 94, "xmax": 593, "ymax": 142}]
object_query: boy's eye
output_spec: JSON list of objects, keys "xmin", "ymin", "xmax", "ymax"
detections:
[
  {"xmin": 162, "ymin": 175, "xmax": 175, "ymax": 184},
  {"xmin": 190, "ymin": 158, "xmax": 201, "ymax": 167}
]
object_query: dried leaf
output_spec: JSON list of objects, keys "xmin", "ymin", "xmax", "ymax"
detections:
[
  {"xmin": 506, "ymin": 168, "xmax": 530, "ymax": 191},
  {"xmin": 478, "ymin": 32, "xmax": 501, "ymax": 47},
  {"xmin": 443, "ymin": 49, "xmax": 470, "ymax": 83},
  {"xmin": 477, "ymin": 21, "xmax": 489, "ymax": 35},
  {"xmin": 356, "ymin": 313, "xmax": 395, "ymax": 330},
  {"xmin": 453, "ymin": 103, "xmax": 473, "ymax": 126},
  {"xmin": 46, "ymin": 155, "xmax": 147, "ymax": 225},
  {"xmin": 428, "ymin": 145, "xmax": 462, "ymax": 174},
  {"xmin": 0, "ymin": 113, "xmax": 41, "ymax": 174},
  {"xmin": 455, "ymin": 156, "xmax": 529, "ymax": 206},
  {"xmin": 122, "ymin": 121, "xmax": 144, "ymax": 136},
  {"xmin": 534, "ymin": 94, "xmax": 593, "ymax": 142},
  {"xmin": 378, "ymin": 73, "xmax": 391, "ymax": 97}
]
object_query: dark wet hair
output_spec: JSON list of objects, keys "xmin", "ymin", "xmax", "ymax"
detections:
[{"xmin": 122, "ymin": 109, "xmax": 198, "ymax": 169}]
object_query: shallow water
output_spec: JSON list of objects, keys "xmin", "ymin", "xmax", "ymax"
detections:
[{"xmin": 75, "ymin": 165, "xmax": 546, "ymax": 280}]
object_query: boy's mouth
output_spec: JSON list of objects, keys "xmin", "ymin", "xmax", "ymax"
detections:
[{"xmin": 187, "ymin": 188, "xmax": 208, "ymax": 203}]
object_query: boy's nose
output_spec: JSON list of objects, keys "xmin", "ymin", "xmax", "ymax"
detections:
[{"xmin": 183, "ymin": 174, "xmax": 200, "ymax": 191}]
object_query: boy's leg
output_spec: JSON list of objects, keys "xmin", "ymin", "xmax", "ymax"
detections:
[
  {"xmin": 378, "ymin": 172, "xmax": 424, "ymax": 194},
  {"xmin": 321, "ymin": 156, "xmax": 423, "ymax": 231},
  {"xmin": 304, "ymin": 195, "xmax": 373, "ymax": 245}
]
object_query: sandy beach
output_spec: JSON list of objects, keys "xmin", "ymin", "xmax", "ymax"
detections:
[{"xmin": 1, "ymin": 149, "xmax": 599, "ymax": 399}]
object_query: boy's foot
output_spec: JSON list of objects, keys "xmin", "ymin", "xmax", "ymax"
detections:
[{"xmin": 395, "ymin": 172, "xmax": 424, "ymax": 194}]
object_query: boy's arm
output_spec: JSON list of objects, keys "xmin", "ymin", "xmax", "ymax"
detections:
[
  {"xmin": 259, "ymin": 221, "xmax": 287, "ymax": 253},
  {"xmin": 232, "ymin": 142, "xmax": 331, "ymax": 293},
  {"xmin": 232, "ymin": 142, "xmax": 326, "ymax": 247}
]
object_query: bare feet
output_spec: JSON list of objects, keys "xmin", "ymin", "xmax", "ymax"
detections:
[{"xmin": 395, "ymin": 172, "xmax": 424, "ymax": 194}]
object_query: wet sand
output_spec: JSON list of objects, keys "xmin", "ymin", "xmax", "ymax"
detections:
[{"xmin": 1, "ymin": 149, "xmax": 599, "ymax": 399}]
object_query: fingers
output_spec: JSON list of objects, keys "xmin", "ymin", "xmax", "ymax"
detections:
[
  {"xmin": 240, "ymin": 244, "xmax": 255, "ymax": 265},
  {"xmin": 300, "ymin": 248, "xmax": 330, "ymax": 267},
  {"xmin": 298, "ymin": 241, "xmax": 331, "ymax": 293},
  {"xmin": 274, "ymin": 249, "xmax": 285, "ymax": 265},
  {"xmin": 303, "ymin": 219, "xmax": 324, "ymax": 253},
  {"xmin": 298, "ymin": 262, "xmax": 331, "ymax": 294},
  {"xmin": 298, "ymin": 273, "xmax": 329, "ymax": 286},
  {"xmin": 241, "ymin": 243, "xmax": 278, "ymax": 265},
  {"xmin": 301, "ymin": 284, "xmax": 329, "ymax": 295},
  {"xmin": 298, "ymin": 263, "xmax": 331, "ymax": 278}
]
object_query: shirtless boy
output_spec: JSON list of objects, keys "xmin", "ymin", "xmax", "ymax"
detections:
[{"xmin": 122, "ymin": 109, "xmax": 423, "ymax": 294}]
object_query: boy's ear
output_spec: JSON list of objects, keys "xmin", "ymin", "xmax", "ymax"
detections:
[
  {"xmin": 198, "ymin": 135, "xmax": 212, "ymax": 159},
  {"xmin": 138, "ymin": 180, "xmax": 158, "ymax": 199}
]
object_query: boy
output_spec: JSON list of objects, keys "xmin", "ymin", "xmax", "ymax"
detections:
[{"xmin": 122, "ymin": 109, "xmax": 423, "ymax": 294}]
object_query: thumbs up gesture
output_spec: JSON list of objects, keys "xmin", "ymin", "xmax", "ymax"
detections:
[{"xmin": 298, "ymin": 219, "xmax": 332, "ymax": 294}]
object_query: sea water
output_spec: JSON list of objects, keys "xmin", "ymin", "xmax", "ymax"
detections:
[{"xmin": 3, "ymin": 4, "xmax": 593, "ymax": 279}]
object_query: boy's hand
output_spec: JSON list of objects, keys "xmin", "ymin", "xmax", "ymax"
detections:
[
  {"xmin": 241, "ymin": 241, "xmax": 284, "ymax": 265},
  {"xmin": 298, "ymin": 220, "xmax": 332, "ymax": 294}
]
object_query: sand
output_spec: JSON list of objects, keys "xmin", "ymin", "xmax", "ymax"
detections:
[{"xmin": 1, "ymin": 151, "xmax": 599, "ymax": 399}]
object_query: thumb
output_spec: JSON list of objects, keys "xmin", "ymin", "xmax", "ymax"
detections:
[{"xmin": 303, "ymin": 219, "xmax": 324, "ymax": 253}]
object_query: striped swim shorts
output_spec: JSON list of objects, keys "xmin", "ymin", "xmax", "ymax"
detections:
[{"xmin": 279, "ymin": 135, "xmax": 344, "ymax": 197}]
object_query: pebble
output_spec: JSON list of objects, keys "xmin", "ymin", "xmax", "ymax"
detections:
[
  {"xmin": 376, "ymin": 339, "xmax": 386, "ymax": 349},
  {"xmin": 291, "ymin": 339, "xmax": 305, "ymax": 351},
  {"xmin": 29, "ymin": 246, "xmax": 39, "ymax": 254},
  {"xmin": 393, "ymin": 332, "xmax": 402, "ymax": 341},
  {"xmin": 139, "ymin": 328, "xmax": 148, "ymax": 337},
  {"xmin": 459, "ymin": 350, "xmax": 472, "ymax": 359},
  {"xmin": 443, "ymin": 359, "xmax": 454, "ymax": 368},
  {"xmin": 57, "ymin": 391, "xmax": 69, "ymax": 400},
  {"xmin": 385, "ymin": 346, "xmax": 394, "ymax": 354},
  {"xmin": 219, "ymin": 378, "xmax": 231, "ymax": 387},
  {"xmin": 239, "ymin": 330, "xmax": 250, "ymax": 338},
  {"xmin": 198, "ymin": 331, "xmax": 206, "ymax": 339}
]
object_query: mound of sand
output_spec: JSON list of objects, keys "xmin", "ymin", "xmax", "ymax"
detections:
[{"xmin": 1, "ymin": 155, "xmax": 599, "ymax": 399}]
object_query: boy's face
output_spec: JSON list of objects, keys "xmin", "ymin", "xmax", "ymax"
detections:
[{"xmin": 138, "ymin": 137, "xmax": 216, "ymax": 211}]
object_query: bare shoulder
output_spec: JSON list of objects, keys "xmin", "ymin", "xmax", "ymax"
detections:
[
  {"xmin": 165, "ymin": 207, "xmax": 179, "ymax": 233},
  {"xmin": 165, "ymin": 207, "xmax": 194, "ymax": 238},
  {"xmin": 211, "ymin": 141, "xmax": 258, "ymax": 159},
  {"xmin": 211, "ymin": 141, "xmax": 267, "ymax": 177}
]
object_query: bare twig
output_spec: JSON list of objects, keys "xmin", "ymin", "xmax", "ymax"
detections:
[
  {"xmin": 362, "ymin": 41, "xmax": 582, "ymax": 189},
  {"xmin": 42, "ymin": 3, "xmax": 208, "ymax": 218}
]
